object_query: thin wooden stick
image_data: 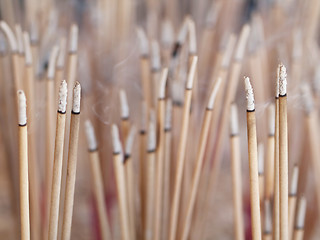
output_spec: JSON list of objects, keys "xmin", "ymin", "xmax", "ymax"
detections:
[
  {"xmin": 162, "ymin": 99, "xmax": 172, "ymax": 240},
  {"xmin": 145, "ymin": 118, "xmax": 156, "ymax": 240},
  {"xmin": 61, "ymin": 82, "xmax": 81, "ymax": 240},
  {"xmin": 293, "ymin": 196, "xmax": 306, "ymax": 240},
  {"xmin": 278, "ymin": 64, "xmax": 288, "ymax": 240},
  {"xmin": 85, "ymin": 120, "xmax": 112, "ymax": 240},
  {"xmin": 124, "ymin": 125, "xmax": 137, "ymax": 240},
  {"xmin": 23, "ymin": 31, "xmax": 41, "ymax": 240},
  {"xmin": 258, "ymin": 143, "xmax": 264, "ymax": 205},
  {"xmin": 245, "ymin": 77, "xmax": 262, "ymax": 240},
  {"xmin": 263, "ymin": 199, "xmax": 272, "ymax": 240},
  {"xmin": 48, "ymin": 80, "xmax": 68, "ymax": 240},
  {"xmin": 112, "ymin": 124, "xmax": 130, "ymax": 240},
  {"xmin": 180, "ymin": 77, "xmax": 221, "ymax": 240},
  {"xmin": 229, "ymin": 103, "xmax": 245, "ymax": 240},
  {"xmin": 151, "ymin": 40, "xmax": 161, "ymax": 108},
  {"xmin": 18, "ymin": 90, "xmax": 30, "ymax": 240},
  {"xmin": 169, "ymin": 56, "xmax": 197, "ymax": 240},
  {"xmin": 137, "ymin": 28, "xmax": 152, "ymax": 109},
  {"xmin": 288, "ymin": 165, "xmax": 299, "ymax": 240},
  {"xmin": 153, "ymin": 68, "xmax": 168, "ymax": 240},
  {"xmin": 273, "ymin": 72, "xmax": 280, "ymax": 240},
  {"xmin": 265, "ymin": 104, "xmax": 275, "ymax": 199}
]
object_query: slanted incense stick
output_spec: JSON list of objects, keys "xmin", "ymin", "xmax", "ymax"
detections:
[
  {"xmin": 180, "ymin": 77, "xmax": 221, "ymax": 240},
  {"xmin": 278, "ymin": 64, "xmax": 288, "ymax": 240},
  {"xmin": 18, "ymin": 90, "xmax": 30, "ymax": 240},
  {"xmin": 61, "ymin": 82, "xmax": 81, "ymax": 240},
  {"xmin": 245, "ymin": 77, "xmax": 262, "ymax": 240},
  {"xmin": 119, "ymin": 89, "xmax": 130, "ymax": 141},
  {"xmin": 85, "ymin": 120, "xmax": 112, "ymax": 240},
  {"xmin": 263, "ymin": 199, "xmax": 272, "ymax": 240},
  {"xmin": 229, "ymin": 103, "xmax": 245, "ymax": 240},
  {"xmin": 258, "ymin": 143, "xmax": 264, "ymax": 204},
  {"xmin": 48, "ymin": 80, "xmax": 68, "ymax": 240},
  {"xmin": 153, "ymin": 68, "xmax": 168, "ymax": 240},
  {"xmin": 112, "ymin": 124, "xmax": 130, "ymax": 240},
  {"xmin": 169, "ymin": 56, "xmax": 197, "ymax": 240},
  {"xmin": 293, "ymin": 196, "xmax": 306, "ymax": 240}
]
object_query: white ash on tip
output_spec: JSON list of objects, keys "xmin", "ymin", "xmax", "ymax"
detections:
[
  {"xmin": 0, "ymin": 21, "xmax": 17, "ymax": 52},
  {"xmin": 165, "ymin": 99, "xmax": 172, "ymax": 131},
  {"xmin": 295, "ymin": 196, "xmax": 307, "ymax": 229},
  {"xmin": 290, "ymin": 165, "xmax": 299, "ymax": 196},
  {"xmin": 207, "ymin": 77, "xmax": 221, "ymax": 109},
  {"xmin": 85, "ymin": 120, "xmax": 98, "ymax": 151},
  {"xmin": 111, "ymin": 124, "xmax": 122, "ymax": 154},
  {"xmin": 72, "ymin": 81, "xmax": 81, "ymax": 113},
  {"xmin": 264, "ymin": 200, "xmax": 272, "ymax": 234},
  {"xmin": 23, "ymin": 32, "xmax": 32, "ymax": 65},
  {"xmin": 119, "ymin": 89, "xmax": 129, "ymax": 119},
  {"xmin": 258, "ymin": 143, "xmax": 264, "ymax": 174},
  {"xmin": 69, "ymin": 24, "xmax": 78, "ymax": 53},
  {"xmin": 58, "ymin": 80, "xmax": 68, "ymax": 113},
  {"xmin": 244, "ymin": 77, "xmax": 255, "ymax": 111},
  {"xmin": 186, "ymin": 56, "xmax": 198, "ymax": 89},
  {"xmin": 47, "ymin": 45, "xmax": 59, "ymax": 79},
  {"xmin": 268, "ymin": 104, "xmax": 275, "ymax": 135},
  {"xmin": 278, "ymin": 64, "xmax": 287, "ymax": 96},
  {"xmin": 161, "ymin": 20, "xmax": 174, "ymax": 47},
  {"xmin": 159, "ymin": 68, "xmax": 168, "ymax": 99},
  {"xmin": 137, "ymin": 27, "xmax": 149, "ymax": 56},
  {"xmin": 147, "ymin": 120, "xmax": 156, "ymax": 152},
  {"xmin": 57, "ymin": 38, "xmax": 66, "ymax": 68},
  {"xmin": 140, "ymin": 101, "xmax": 147, "ymax": 132},
  {"xmin": 300, "ymin": 83, "xmax": 314, "ymax": 114},
  {"xmin": 205, "ymin": 1, "xmax": 221, "ymax": 27},
  {"xmin": 17, "ymin": 90, "xmax": 27, "ymax": 125},
  {"xmin": 125, "ymin": 125, "xmax": 136, "ymax": 156},
  {"xmin": 177, "ymin": 17, "xmax": 189, "ymax": 44},
  {"xmin": 234, "ymin": 24, "xmax": 251, "ymax": 61},
  {"xmin": 187, "ymin": 17, "xmax": 197, "ymax": 55},
  {"xmin": 151, "ymin": 40, "xmax": 161, "ymax": 70},
  {"xmin": 30, "ymin": 21, "xmax": 38, "ymax": 44},
  {"xmin": 15, "ymin": 25, "xmax": 24, "ymax": 54},
  {"xmin": 230, "ymin": 104, "xmax": 239, "ymax": 135}
]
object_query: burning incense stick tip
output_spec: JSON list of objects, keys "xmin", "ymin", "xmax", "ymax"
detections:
[
  {"xmin": 111, "ymin": 124, "xmax": 122, "ymax": 155},
  {"xmin": 296, "ymin": 196, "xmax": 307, "ymax": 229},
  {"xmin": 161, "ymin": 20, "xmax": 174, "ymax": 47},
  {"xmin": 137, "ymin": 27, "xmax": 149, "ymax": 56},
  {"xmin": 85, "ymin": 120, "xmax": 97, "ymax": 151},
  {"xmin": 159, "ymin": 68, "xmax": 168, "ymax": 99},
  {"xmin": 207, "ymin": 77, "xmax": 221, "ymax": 110},
  {"xmin": 279, "ymin": 64, "xmax": 287, "ymax": 96},
  {"xmin": 125, "ymin": 125, "xmax": 136, "ymax": 156},
  {"xmin": 17, "ymin": 90, "xmax": 27, "ymax": 125},
  {"xmin": 0, "ymin": 21, "xmax": 18, "ymax": 52},
  {"xmin": 147, "ymin": 120, "xmax": 156, "ymax": 152},
  {"xmin": 48, "ymin": 45, "xmax": 60, "ymax": 79},
  {"xmin": 23, "ymin": 32, "xmax": 32, "ymax": 65},
  {"xmin": 15, "ymin": 25, "xmax": 24, "ymax": 54},
  {"xmin": 57, "ymin": 38, "xmax": 67, "ymax": 68},
  {"xmin": 186, "ymin": 56, "xmax": 198, "ymax": 89},
  {"xmin": 234, "ymin": 24, "xmax": 250, "ymax": 61},
  {"xmin": 258, "ymin": 143, "xmax": 264, "ymax": 175},
  {"xmin": 244, "ymin": 77, "xmax": 255, "ymax": 111},
  {"xmin": 230, "ymin": 104, "xmax": 239, "ymax": 136},
  {"xmin": 69, "ymin": 24, "xmax": 78, "ymax": 53},
  {"xmin": 151, "ymin": 40, "xmax": 161, "ymax": 71},
  {"xmin": 58, "ymin": 80, "xmax": 68, "ymax": 113},
  {"xmin": 165, "ymin": 99, "xmax": 172, "ymax": 131},
  {"xmin": 119, "ymin": 90, "xmax": 129, "ymax": 119},
  {"xmin": 187, "ymin": 17, "xmax": 197, "ymax": 55},
  {"xmin": 264, "ymin": 199, "xmax": 272, "ymax": 234},
  {"xmin": 72, "ymin": 81, "xmax": 81, "ymax": 113},
  {"xmin": 290, "ymin": 165, "xmax": 299, "ymax": 196}
]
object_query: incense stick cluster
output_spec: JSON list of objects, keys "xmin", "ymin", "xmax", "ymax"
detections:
[{"xmin": 0, "ymin": 0, "xmax": 320, "ymax": 239}]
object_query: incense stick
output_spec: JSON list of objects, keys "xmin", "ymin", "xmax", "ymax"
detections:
[
  {"xmin": 18, "ymin": 90, "xmax": 30, "ymax": 240},
  {"xmin": 293, "ymin": 196, "xmax": 306, "ymax": 240},
  {"xmin": 119, "ymin": 89, "xmax": 130, "ymax": 141},
  {"xmin": 263, "ymin": 199, "xmax": 272, "ymax": 240},
  {"xmin": 61, "ymin": 82, "xmax": 81, "ymax": 240},
  {"xmin": 229, "ymin": 103, "xmax": 245, "ymax": 240},
  {"xmin": 48, "ymin": 80, "xmax": 68, "ymax": 240},
  {"xmin": 169, "ymin": 56, "xmax": 197, "ymax": 240},
  {"xmin": 258, "ymin": 143, "xmax": 264, "ymax": 204},
  {"xmin": 85, "ymin": 120, "xmax": 112, "ymax": 240},
  {"xmin": 278, "ymin": 64, "xmax": 288, "ymax": 240},
  {"xmin": 288, "ymin": 165, "xmax": 299, "ymax": 240},
  {"xmin": 245, "ymin": 77, "xmax": 262, "ymax": 240}
]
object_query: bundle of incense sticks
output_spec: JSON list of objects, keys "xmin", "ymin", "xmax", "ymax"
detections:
[{"xmin": 1, "ymin": 0, "xmax": 320, "ymax": 239}]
